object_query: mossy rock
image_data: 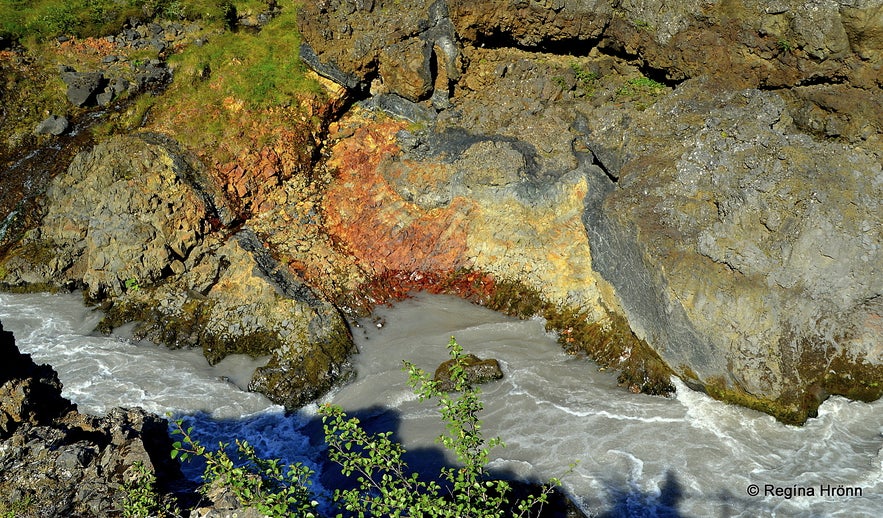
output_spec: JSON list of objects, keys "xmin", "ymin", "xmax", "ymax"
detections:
[{"xmin": 433, "ymin": 354, "xmax": 504, "ymax": 392}]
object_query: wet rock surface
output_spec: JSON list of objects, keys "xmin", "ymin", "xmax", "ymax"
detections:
[
  {"xmin": 433, "ymin": 354, "xmax": 504, "ymax": 391},
  {"xmin": 0, "ymin": 321, "xmax": 184, "ymax": 516}
]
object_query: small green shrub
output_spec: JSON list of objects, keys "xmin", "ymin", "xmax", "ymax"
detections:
[
  {"xmin": 777, "ymin": 38, "xmax": 794, "ymax": 53},
  {"xmin": 320, "ymin": 336, "xmax": 563, "ymax": 517},
  {"xmin": 122, "ymin": 461, "xmax": 181, "ymax": 518},
  {"xmin": 171, "ymin": 420, "xmax": 320, "ymax": 518}
]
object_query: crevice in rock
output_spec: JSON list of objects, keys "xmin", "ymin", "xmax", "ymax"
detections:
[
  {"xmin": 235, "ymin": 228, "xmax": 325, "ymax": 306},
  {"xmin": 591, "ymin": 152, "xmax": 618, "ymax": 184},
  {"xmin": 469, "ymin": 28, "xmax": 597, "ymax": 59},
  {"xmin": 467, "ymin": 28, "xmax": 681, "ymax": 89}
]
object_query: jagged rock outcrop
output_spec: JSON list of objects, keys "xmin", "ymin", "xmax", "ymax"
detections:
[
  {"xmin": 0, "ymin": 134, "xmax": 216, "ymax": 298},
  {"xmin": 0, "ymin": 134, "xmax": 355, "ymax": 410},
  {"xmin": 0, "ymin": 321, "xmax": 183, "ymax": 516}
]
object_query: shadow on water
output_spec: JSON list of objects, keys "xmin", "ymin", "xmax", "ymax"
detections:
[
  {"xmin": 175, "ymin": 405, "xmax": 586, "ymax": 517},
  {"xmin": 596, "ymin": 470, "xmax": 687, "ymax": 518},
  {"xmin": 173, "ymin": 407, "xmax": 785, "ymax": 518}
]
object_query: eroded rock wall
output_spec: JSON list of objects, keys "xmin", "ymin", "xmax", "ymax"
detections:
[{"xmin": 296, "ymin": 0, "xmax": 883, "ymax": 422}]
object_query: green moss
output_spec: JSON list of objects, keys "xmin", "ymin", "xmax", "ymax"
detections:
[
  {"xmin": 703, "ymin": 377, "xmax": 813, "ymax": 425},
  {"xmin": 0, "ymin": 494, "xmax": 35, "ymax": 518},
  {"xmin": 482, "ymin": 278, "xmax": 675, "ymax": 396},
  {"xmin": 824, "ymin": 351, "xmax": 883, "ymax": 402},
  {"xmin": 615, "ymin": 75, "xmax": 668, "ymax": 110},
  {"xmin": 201, "ymin": 329, "xmax": 279, "ymax": 365}
]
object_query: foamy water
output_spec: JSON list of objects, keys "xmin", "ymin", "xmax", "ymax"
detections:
[{"xmin": 2, "ymin": 291, "xmax": 883, "ymax": 516}]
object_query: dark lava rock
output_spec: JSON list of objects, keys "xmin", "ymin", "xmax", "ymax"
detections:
[
  {"xmin": 59, "ymin": 66, "xmax": 106, "ymax": 107},
  {"xmin": 433, "ymin": 353, "xmax": 504, "ymax": 391},
  {"xmin": 0, "ymin": 321, "xmax": 185, "ymax": 516}
]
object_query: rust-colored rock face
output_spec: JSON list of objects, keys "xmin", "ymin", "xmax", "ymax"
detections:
[{"xmin": 323, "ymin": 120, "xmax": 472, "ymax": 275}]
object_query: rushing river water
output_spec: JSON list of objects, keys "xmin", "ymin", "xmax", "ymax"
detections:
[{"xmin": 2, "ymin": 291, "xmax": 883, "ymax": 517}]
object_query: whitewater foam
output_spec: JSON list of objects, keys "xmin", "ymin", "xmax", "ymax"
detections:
[{"xmin": 3, "ymin": 291, "xmax": 883, "ymax": 516}]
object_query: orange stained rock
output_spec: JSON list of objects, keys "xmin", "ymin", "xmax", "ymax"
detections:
[{"xmin": 324, "ymin": 121, "xmax": 473, "ymax": 275}]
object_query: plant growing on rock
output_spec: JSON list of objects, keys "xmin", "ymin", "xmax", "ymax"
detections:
[
  {"xmin": 170, "ymin": 420, "xmax": 320, "ymax": 518},
  {"xmin": 320, "ymin": 336, "xmax": 562, "ymax": 517},
  {"xmin": 121, "ymin": 461, "xmax": 181, "ymax": 518}
]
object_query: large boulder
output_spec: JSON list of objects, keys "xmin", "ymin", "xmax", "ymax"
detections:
[
  {"xmin": 0, "ymin": 134, "xmax": 355, "ymax": 410},
  {"xmin": 0, "ymin": 134, "xmax": 219, "ymax": 299},
  {"xmin": 581, "ymin": 76, "xmax": 883, "ymax": 422}
]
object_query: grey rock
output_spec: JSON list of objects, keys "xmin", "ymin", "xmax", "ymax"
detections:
[
  {"xmin": 60, "ymin": 69, "xmax": 106, "ymax": 107},
  {"xmin": 34, "ymin": 115, "xmax": 69, "ymax": 136},
  {"xmin": 582, "ymin": 77, "xmax": 883, "ymax": 421},
  {"xmin": 96, "ymin": 89, "xmax": 114, "ymax": 106},
  {"xmin": 0, "ymin": 322, "xmax": 184, "ymax": 515}
]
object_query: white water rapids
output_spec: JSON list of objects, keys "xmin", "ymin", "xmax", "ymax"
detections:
[{"xmin": 2, "ymin": 291, "xmax": 883, "ymax": 517}]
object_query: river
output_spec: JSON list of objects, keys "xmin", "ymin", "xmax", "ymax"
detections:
[{"xmin": 1, "ymin": 291, "xmax": 882, "ymax": 517}]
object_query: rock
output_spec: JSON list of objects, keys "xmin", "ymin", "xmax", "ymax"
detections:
[
  {"xmin": 0, "ymin": 130, "xmax": 355, "ymax": 410},
  {"xmin": 297, "ymin": 0, "xmax": 460, "ymax": 105},
  {"xmin": 191, "ymin": 482, "xmax": 266, "ymax": 518},
  {"xmin": 433, "ymin": 354, "xmax": 503, "ymax": 391},
  {"xmin": 96, "ymin": 89, "xmax": 114, "ymax": 106},
  {"xmin": 289, "ymin": 1, "xmax": 883, "ymax": 422},
  {"xmin": 0, "ymin": 321, "xmax": 184, "ymax": 516},
  {"xmin": 34, "ymin": 114, "xmax": 69, "ymax": 136},
  {"xmin": 581, "ymin": 77, "xmax": 883, "ymax": 423},
  {"xmin": 59, "ymin": 67, "xmax": 106, "ymax": 107},
  {"xmin": 134, "ymin": 61, "xmax": 172, "ymax": 92},
  {"xmin": 0, "ymin": 322, "xmax": 74, "ymax": 438},
  {"xmin": 0, "ymin": 134, "xmax": 217, "ymax": 299}
]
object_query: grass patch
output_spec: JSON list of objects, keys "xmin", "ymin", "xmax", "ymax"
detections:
[
  {"xmin": 168, "ymin": 5, "xmax": 320, "ymax": 109},
  {"xmin": 148, "ymin": 3, "xmax": 324, "ymax": 163},
  {"xmin": 615, "ymin": 75, "xmax": 668, "ymax": 110},
  {"xmin": 1, "ymin": 0, "xmax": 141, "ymax": 42},
  {"xmin": 0, "ymin": 0, "xmax": 268, "ymax": 43}
]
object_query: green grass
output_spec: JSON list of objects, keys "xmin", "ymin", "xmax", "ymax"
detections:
[
  {"xmin": 0, "ymin": 0, "xmax": 268, "ymax": 42},
  {"xmin": 615, "ymin": 75, "xmax": 668, "ymax": 109},
  {"xmin": 168, "ymin": 5, "xmax": 320, "ymax": 109},
  {"xmin": 0, "ymin": 0, "xmax": 141, "ymax": 41}
]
